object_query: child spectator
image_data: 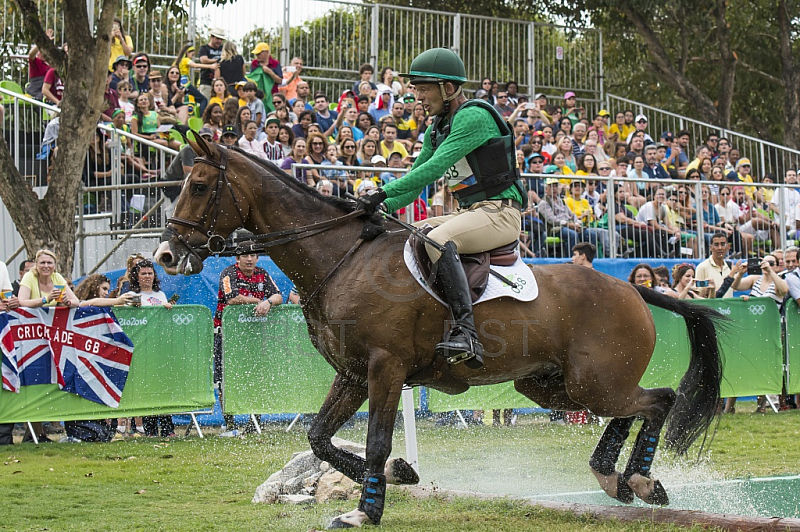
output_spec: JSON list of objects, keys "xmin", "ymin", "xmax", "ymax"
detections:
[
  {"xmin": 115, "ymin": 80, "xmax": 134, "ymax": 122},
  {"xmin": 261, "ymin": 117, "xmax": 285, "ymax": 164},
  {"xmin": 241, "ymin": 81, "xmax": 265, "ymax": 131},
  {"xmin": 238, "ymin": 120, "xmax": 262, "ymax": 158}
]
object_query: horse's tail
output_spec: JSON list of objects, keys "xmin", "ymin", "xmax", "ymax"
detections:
[{"xmin": 633, "ymin": 284, "xmax": 726, "ymax": 455}]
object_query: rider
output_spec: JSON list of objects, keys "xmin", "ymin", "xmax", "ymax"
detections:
[{"xmin": 357, "ymin": 48, "xmax": 526, "ymax": 370}]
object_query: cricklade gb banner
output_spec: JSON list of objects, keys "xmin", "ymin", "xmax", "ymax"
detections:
[{"xmin": 0, "ymin": 306, "xmax": 134, "ymax": 407}]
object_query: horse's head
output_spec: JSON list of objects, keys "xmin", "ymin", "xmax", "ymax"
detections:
[{"xmin": 155, "ymin": 134, "xmax": 252, "ymax": 275}]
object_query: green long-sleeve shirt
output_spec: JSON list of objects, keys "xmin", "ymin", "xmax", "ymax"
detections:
[{"xmin": 382, "ymin": 105, "xmax": 524, "ymax": 212}]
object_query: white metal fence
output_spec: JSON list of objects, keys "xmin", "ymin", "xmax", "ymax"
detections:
[
  {"xmin": 1, "ymin": 0, "xmax": 602, "ymax": 102},
  {"xmin": 606, "ymin": 94, "xmax": 800, "ymax": 182}
]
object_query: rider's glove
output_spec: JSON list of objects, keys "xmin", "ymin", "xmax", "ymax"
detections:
[{"xmin": 356, "ymin": 188, "xmax": 388, "ymax": 214}]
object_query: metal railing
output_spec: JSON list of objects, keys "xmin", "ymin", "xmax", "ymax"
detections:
[
  {"xmin": 291, "ymin": 161, "xmax": 796, "ymax": 261},
  {"xmin": 606, "ymin": 94, "xmax": 800, "ymax": 182}
]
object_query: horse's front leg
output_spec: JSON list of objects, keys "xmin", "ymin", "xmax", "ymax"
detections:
[
  {"xmin": 329, "ymin": 348, "xmax": 406, "ymax": 529},
  {"xmin": 308, "ymin": 374, "xmax": 369, "ymax": 482}
]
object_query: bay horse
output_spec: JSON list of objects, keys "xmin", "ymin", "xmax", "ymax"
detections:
[{"xmin": 155, "ymin": 137, "xmax": 724, "ymax": 529}]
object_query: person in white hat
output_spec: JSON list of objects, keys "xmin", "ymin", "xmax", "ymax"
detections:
[
  {"xmin": 197, "ymin": 27, "xmax": 227, "ymax": 99},
  {"xmin": 625, "ymin": 114, "xmax": 654, "ymax": 145}
]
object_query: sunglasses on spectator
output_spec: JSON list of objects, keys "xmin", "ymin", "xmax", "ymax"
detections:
[
  {"xmin": 134, "ymin": 64, "xmax": 148, "ymax": 69},
  {"xmin": 598, "ymin": 166, "xmax": 611, "ymax": 171},
  {"xmin": 720, "ymin": 192, "xmax": 730, "ymax": 196},
  {"xmin": 311, "ymin": 141, "xmax": 325, "ymax": 146},
  {"xmin": 272, "ymin": 100, "xmax": 281, "ymax": 105},
  {"xmin": 740, "ymin": 164, "xmax": 750, "ymax": 167},
  {"xmin": 344, "ymin": 145, "xmax": 356, "ymax": 149},
  {"xmin": 497, "ymin": 95, "xmax": 508, "ymax": 99}
]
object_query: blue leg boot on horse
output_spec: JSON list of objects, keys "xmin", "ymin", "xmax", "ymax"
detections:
[{"xmin": 433, "ymin": 241, "xmax": 484, "ymax": 369}]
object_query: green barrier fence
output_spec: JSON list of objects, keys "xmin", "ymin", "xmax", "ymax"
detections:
[
  {"xmin": 0, "ymin": 306, "xmax": 214, "ymax": 423},
  {"xmin": 426, "ymin": 298, "xmax": 784, "ymax": 412},
  {"xmin": 784, "ymin": 299, "xmax": 800, "ymax": 394},
  {"xmin": 221, "ymin": 304, "xmax": 372, "ymax": 415}
]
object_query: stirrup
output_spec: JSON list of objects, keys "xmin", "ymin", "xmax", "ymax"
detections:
[{"xmin": 436, "ymin": 335, "xmax": 484, "ymax": 369}]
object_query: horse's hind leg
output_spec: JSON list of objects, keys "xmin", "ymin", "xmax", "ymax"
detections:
[
  {"xmin": 621, "ymin": 387, "xmax": 676, "ymax": 506},
  {"xmin": 308, "ymin": 374, "xmax": 369, "ymax": 483},
  {"xmin": 589, "ymin": 417, "xmax": 635, "ymax": 503}
]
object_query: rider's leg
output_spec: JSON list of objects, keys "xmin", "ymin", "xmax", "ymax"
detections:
[{"xmin": 424, "ymin": 202, "xmax": 521, "ymax": 369}]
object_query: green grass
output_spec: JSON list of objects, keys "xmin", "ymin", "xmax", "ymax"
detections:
[{"xmin": 1, "ymin": 408, "xmax": 796, "ymax": 531}]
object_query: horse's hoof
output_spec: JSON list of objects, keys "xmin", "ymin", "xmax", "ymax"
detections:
[
  {"xmin": 615, "ymin": 474, "xmax": 634, "ymax": 504},
  {"xmin": 385, "ymin": 457, "xmax": 420, "ymax": 485},
  {"xmin": 328, "ymin": 509, "xmax": 370, "ymax": 529},
  {"xmin": 645, "ymin": 480, "xmax": 669, "ymax": 506},
  {"xmin": 328, "ymin": 519, "xmax": 356, "ymax": 529},
  {"xmin": 591, "ymin": 468, "xmax": 632, "ymax": 504}
]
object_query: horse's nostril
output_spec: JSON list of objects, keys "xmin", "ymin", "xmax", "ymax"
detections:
[{"xmin": 162, "ymin": 252, "xmax": 175, "ymax": 266}]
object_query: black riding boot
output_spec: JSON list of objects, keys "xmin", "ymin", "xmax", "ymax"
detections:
[{"xmin": 434, "ymin": 241, "xmax": 484, "ymax": 369}]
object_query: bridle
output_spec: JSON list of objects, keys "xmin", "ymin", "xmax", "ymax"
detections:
[
  {"xmin": 165, "ymin": 145, "xmax": 365, "ymax": 300},
  {"xmin": 166, "ymin": 148, "xmax": 247, "ymax": 262}
]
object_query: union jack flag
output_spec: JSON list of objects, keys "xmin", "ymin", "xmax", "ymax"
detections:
[{"xmin": 0, "ymin": 307, "xmax": 134, "ymax": 408}]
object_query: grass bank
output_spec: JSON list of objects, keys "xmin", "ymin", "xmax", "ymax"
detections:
[{"xmin": 1, "ymin": 408, "xmax": 795, "ymax": 531}]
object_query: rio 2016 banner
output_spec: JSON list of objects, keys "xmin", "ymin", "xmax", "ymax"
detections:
[
  {"xmin": 221, "ymin": 305, "xmax": 370, "ymax": 415},
  {"xmin": 783, "ymin": 299, "xmax": 800, "ymax": 394},
  {"xmin": 0, "ymin": 306, "xmax": 214, "ymax": 424}
]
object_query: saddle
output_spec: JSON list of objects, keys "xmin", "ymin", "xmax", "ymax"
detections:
[{"xmin": 409, "ymin": 227, "xmax": 519, "ymax": 304}]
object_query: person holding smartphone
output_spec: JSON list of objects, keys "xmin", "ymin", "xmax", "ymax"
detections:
[
  {"xmin": 107, "ymin": 18, "xmax": 133, "ymax": 73},
  {"xmin": 671, "ymin": 263, "xmax": 711, "ymax": 299}
]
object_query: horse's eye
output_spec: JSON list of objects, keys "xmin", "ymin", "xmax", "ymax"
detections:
[{"xmin": 192, "ymin": 184, "xmax": 208, "ymax": 195}]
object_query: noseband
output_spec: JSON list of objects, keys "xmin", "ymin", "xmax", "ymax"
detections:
[{"xmin": 166, "ymin": 148, "xmax": 249, "ymax": 260}]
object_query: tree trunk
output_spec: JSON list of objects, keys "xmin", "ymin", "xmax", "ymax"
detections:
[
  {"xmin": 1, "ymin": 0, "xmax": 116, "ymax": 275},
  {"xmin": 778, "ymin": 0, "xmax": 800, "ymax": 150}
]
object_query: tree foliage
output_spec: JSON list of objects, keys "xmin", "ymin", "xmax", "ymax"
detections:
[{"xmin": 538, "ymin": 0, "xmax": 800, "ymax": 148}]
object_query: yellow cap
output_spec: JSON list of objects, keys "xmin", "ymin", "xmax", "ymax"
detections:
[{"xmin": 251, "ymin": 42, "xmax": 270, "ymax": 56}]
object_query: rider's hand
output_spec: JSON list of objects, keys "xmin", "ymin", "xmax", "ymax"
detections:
[{"xmin": 356, "ymin": 188, "xmax": 388, "ymax": 214}]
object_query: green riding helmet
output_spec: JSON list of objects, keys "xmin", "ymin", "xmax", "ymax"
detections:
[{"xmin": 404, "ymin": 48, "xmax": 467, "ymax": 86}]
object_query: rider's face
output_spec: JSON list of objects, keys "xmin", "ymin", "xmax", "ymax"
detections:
[{"xmin": 414, "ymin": 83, "xmax": 444, "ymax": 116}]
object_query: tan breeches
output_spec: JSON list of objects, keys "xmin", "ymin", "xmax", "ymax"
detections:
[{"xmin": 413, "ymin": 200, "xmax": 522, "ymax": 262}]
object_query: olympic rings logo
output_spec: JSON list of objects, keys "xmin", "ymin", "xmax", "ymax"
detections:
[
  {"xmin": 748, "ymin": 305, "xmax": 766, "ymax": 315},
  {"xmin": 172, "ymin": 313, "xmax": 195, "ymax": 325}
]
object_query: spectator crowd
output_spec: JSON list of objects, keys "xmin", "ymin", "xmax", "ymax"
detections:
[{"xmin": 18, "ymin": 23, "xmax": 800, "ymax": 264}]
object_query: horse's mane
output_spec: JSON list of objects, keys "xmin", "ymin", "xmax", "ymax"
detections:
[{"xmin": 226, "ymin": 146, "xmax": 357, "ymax": 213}]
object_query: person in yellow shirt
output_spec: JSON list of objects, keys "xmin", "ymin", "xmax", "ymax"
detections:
[
  {"xmin": 565, "ymin": 181, "xmax": 594, "ymax": 224},
  {"xmin": 734, "ymin": 157, "xmax": 756, "ymax": 199},
  {"xmin": 564, "ymin": 181, "xmax": 613, "ymax": 257},
  {"xmin": 607, "ymin": 111, "xmax": 633, "ymax": 144},
  {"xmin": 108, "ymin": 18, "xmax": 133, "ymax": 72},
  {"xmin": 17, "ymin": 249, "xmax": 79, "ymax": 308},
  {"xmin": 379, "ymin": 123, "xmax": 409, "ymax": 159}
]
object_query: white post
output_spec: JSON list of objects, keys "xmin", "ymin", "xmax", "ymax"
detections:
[
  {"xmin": 26, "ymin": 421, "xmax": 39, "ymax": 444},
  {"xmin": 190, "ymin": 413, "xmax": 204, "ymax": 438},
  {"xmin": 401, "ymin": 386, "xmax": 419, "ymax": 474},
  {"xmin": 251, "ymin": 414, "xmax": 262, "ymax": 434}
]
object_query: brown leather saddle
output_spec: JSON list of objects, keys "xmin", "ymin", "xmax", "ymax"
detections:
[{"xmin": 409, "ymin": 227, "xmax": 519, "ymax": 303}]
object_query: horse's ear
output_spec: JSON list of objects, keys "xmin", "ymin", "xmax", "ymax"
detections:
[{"xmin": 187, "ymin": 131, "xmax": 216, "ymax": 159}]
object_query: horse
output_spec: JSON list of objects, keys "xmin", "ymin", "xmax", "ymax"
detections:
[{"xmin": 155, "ymin": 137, "xmax": 724, "ymax": 529}]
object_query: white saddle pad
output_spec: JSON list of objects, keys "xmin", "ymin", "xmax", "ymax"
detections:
[{"xmin": 403, "ymin": 240, "xmax": 539, "ymax": 306}]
